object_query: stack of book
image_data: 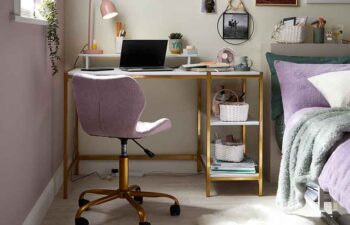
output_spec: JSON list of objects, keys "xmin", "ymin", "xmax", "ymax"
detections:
[
  {"xmin": 181, "ymin": 62, "xmax": 234, "ymax": 72},
  {"xmin": 210, "ymin": 157, "xmax": 257, "ymax": 177}
]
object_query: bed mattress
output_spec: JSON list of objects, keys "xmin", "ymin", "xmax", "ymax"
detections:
[{"xmin": 319, "ymin": 138, "xmax": 350, "ymax": 213}]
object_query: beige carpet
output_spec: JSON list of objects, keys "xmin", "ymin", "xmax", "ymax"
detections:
[
  {"xmin": 198, "ymin": 204, "xmax": 322, "ymax": 225},
  {"xmin": 41, "ymin": 174, "xmax": 324, "ymax": 225}
]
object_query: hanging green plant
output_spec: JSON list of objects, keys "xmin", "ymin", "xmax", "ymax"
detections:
[{"xmin": 39, "ymin": 0, "xmax": 60, "ymax": 76}]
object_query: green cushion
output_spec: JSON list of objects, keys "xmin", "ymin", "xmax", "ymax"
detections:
[{"xmin": 266, "ymin": 52, "xmax": 350, "ymax": 121}]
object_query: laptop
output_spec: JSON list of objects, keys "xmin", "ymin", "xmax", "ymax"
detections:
[{"xmin": 120, "ymin": 40, "xmax": 173, "ymax": 72}]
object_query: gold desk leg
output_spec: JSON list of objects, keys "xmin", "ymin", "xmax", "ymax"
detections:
[
  {"xmin": 258, "ymin": 74, "xmax": 264, "ymax": 196},
  {"xmin": 197, "ymin": 79, "xmax": 202, "ymax": 172},
  {"xmin": 205, "ymin": 73, "xmax": 212, "ymax": 197},
  {"xmin": 74, "ymin": 110, "xmax": 80, "ymax": 175},
  {"xmin": 241, "ymin": 79, "xmax": 247, "ymax": 153},
  {"xmin": 63, "ymin": 73, "xmax": 69, "ymax": 199}
]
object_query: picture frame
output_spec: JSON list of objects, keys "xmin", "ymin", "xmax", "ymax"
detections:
[
  {"xmin": 256, "ymin": 0, "xmax": 298, "ymax": 6},
  {"xmin": 223, "ymin": 13, "xmax": 249, "ymax": 40},
  {"xmin": 201, "ymin": 0, "xmax": 217, "ymax": 13},
  {"xmin": 306, "ymin": 0, "xmax": 350, "ymax": 3}
]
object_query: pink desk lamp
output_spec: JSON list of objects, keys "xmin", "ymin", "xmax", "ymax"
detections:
[{"xmin": 83, "ymin": 0, "xmax": 118, "ymax": 54}]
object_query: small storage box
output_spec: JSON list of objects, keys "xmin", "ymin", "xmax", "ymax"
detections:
[
  {"xmin": 273, "ymin": 25, "xmax": 306, "ymax": 44},
  {"xmin": 214, "ymin": 143, "xmax": 245, "ymax": 162},
  {"xmin": 219, "ymin": 102, "xmax": 249, "ymax": 122}
]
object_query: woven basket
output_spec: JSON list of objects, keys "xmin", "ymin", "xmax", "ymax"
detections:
[
  {"xmin": 273, "ymin": 24, "xmax": 306, "ymax": 44},
  {"xmin": 214, "ymin": 143, "xmax": 245, "ymax": 162},
  {"xmin": 212, "ymin": 89, "xmax": 236, "ymax": 117},
  {"xmin": 218, "ymin": 90, "xmax": 249, "ymax": 122}
]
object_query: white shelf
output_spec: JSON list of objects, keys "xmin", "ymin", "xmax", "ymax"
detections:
[
  {"xmin": 79, "ymin": 53, "xmax": 199, "ymax": 69},
  {"xmin": 210, "ymin": 116, "xmax": 259, "ymax": 126},
  {"xmin": 200, "ymin": 155, "xmax": 259, "ymax": 179}
]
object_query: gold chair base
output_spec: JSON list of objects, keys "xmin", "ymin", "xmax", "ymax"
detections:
[
  {"xmin": 75, "ymin": 185, "xmax": 180, "ymax": 223},
  {"xmin": 75, "ymin": 156, "xmax": 180, "ymax": 224}
]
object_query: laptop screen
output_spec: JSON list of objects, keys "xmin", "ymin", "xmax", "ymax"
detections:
[{"xmin": 120, "ymin": 40, "xmax": 168, "ymax": 68}]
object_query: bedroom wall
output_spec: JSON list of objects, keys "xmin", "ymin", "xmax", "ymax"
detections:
[
  {"xmin": 64, "ymin": 0, "xmax": 350, "ymax": 182},
  {"xmin": 0, "ymin": 0, "xmax": 64, "ymax": 224}
]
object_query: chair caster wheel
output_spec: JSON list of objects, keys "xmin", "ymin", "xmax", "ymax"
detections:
[
  {"xmin": 139, "ymin": 222, "xmax": 151, "ymax": 225},
  {"xmin": 134, "ymin": 196, "xmax": 143, "ymax": 204},
  {"xmin": 134, "ymin": 188, "xmax": 143, "ymax": 204},
  {"xmin": 75, "ymin": 217, "xmax": 89, "ymax": 225},
  {"xmin": 79, "ymin": 198, "xmax": 90, "ymax": 209},
  {"xmin": 170, "ymin": 203, "xmax": 181, "ymax": 216}
]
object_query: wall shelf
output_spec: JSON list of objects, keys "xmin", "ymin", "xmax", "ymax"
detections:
[{"xmin": 79, "ymin": 53, "xmax": 199, "ymax": 69}]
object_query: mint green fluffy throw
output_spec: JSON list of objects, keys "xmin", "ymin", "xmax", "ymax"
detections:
[{"xmin": 276, "ymin": 108, "xmax": 350, "ymax": 211}]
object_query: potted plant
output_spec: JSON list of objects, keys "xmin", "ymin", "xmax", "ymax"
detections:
[
  {"xmin": 39, "ymin": 0, "xmax": 60, "ymax": 76},
  {"xmin": 169, "ymin": 33, "xmax": 183, "ymax": 54}
]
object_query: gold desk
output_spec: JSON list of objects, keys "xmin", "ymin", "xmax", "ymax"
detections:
[{"xmin": 64, "ymin": 68, "xmax": 263, "ymax": 198}]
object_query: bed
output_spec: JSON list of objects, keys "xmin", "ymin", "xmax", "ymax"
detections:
[{"xmin": 268, "ymin": 44, "xmax": 350, "ymax": 225}]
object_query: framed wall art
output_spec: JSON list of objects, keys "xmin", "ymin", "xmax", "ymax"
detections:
[
  {"xmin": 256, "ymin": 0, "xmax": 298, "ymax": 6},
  {"xmin": 223, "ymin": 13, "xmax": 249, "ymax": 40},
  {"xmin": 307, "ymin": 0, "xmax": 350, "ymax": 3}
]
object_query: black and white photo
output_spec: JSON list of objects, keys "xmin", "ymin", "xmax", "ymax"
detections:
[{"xmin": 223, "ymin": 13, "xmax": 249, "ymax": 40}]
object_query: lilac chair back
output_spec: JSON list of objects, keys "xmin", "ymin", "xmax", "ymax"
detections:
[{"xmin": 72, "ymin": 74, "xmax": 145, "ymax": 138}]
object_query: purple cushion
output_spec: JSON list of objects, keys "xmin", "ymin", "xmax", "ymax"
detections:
[{"xmin": 274, "ymin": 61, "xmax": 350, "ymax": 123}]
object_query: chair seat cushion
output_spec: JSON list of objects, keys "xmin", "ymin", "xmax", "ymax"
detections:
[{"xmin": 134, "ymin": 118, "xmax": 171, "ymax": 138}]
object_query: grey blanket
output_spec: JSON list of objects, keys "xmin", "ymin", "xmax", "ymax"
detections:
[{"xmin": 276, "ymin": 107, "xmax": 350, "ymax": 211}]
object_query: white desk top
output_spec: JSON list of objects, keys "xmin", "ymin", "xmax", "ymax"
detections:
[
  {"xmin": 79, "ymin": 53, "xmax": 199, "ymax": 58},
  {"xmin": 67, "ymin": 68, "xmax": 261, "ymax": 77},
  {"xmin": 68, "ymin": 68, "xmax": 206, "ymax": 76}
]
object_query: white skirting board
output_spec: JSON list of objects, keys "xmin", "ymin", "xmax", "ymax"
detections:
[{"xmin": 22, "ymin": 160, "xmax": 69, "ymax": 225}]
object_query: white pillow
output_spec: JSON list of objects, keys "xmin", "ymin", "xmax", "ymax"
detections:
[{"xmin": 308, "ymin": 70, "xmax": 350, "ymax": 107}]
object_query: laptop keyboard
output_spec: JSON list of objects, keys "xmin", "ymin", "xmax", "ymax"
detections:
[{"xmin": 121, "ymin": 67, "xmax": 174, "ymax": 72}]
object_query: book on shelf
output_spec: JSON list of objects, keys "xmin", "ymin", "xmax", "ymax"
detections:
[
  {"xmin": 210, "ymin": 157, "xmax": 257, "ymax": 174},
  {"xmin": 210, "ymin": 172, "xmax": 258, "ymax": 178},
  {"xmin": 212, "ymin": 157, "xmax": 257, "ymax": 167},
  {"xmin": 210, "ymin": 169, "xmax": 256, "ymax": 174}
]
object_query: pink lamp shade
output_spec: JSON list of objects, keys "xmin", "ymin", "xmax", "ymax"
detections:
[{"xmin": 100, "ymin": 0, "xmax": 118, "ymax": 20}]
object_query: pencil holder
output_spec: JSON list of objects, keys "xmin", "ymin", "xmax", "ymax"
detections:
[
  {"xmin": 313, "ymin": 28, "xmax": 325, "ymax": 44},
  {"xmin": 115, "ymin": 37, "xmax": 124, "ymax": 54}
]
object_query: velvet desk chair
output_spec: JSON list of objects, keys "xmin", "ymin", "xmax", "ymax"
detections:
[{"xmin": 72, "ymin": 74, "xmax": 180, "ymax": 225}]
